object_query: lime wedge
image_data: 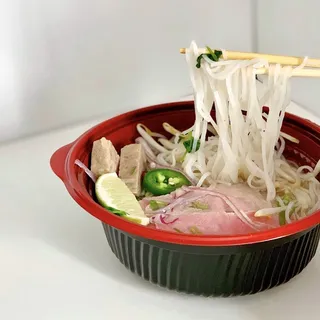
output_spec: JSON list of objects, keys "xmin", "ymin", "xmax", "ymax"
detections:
[{"xmin": 95, "ymin": 173, "xmax": 149, "ymax": 226}]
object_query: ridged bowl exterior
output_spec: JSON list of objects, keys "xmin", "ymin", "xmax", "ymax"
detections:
[{"xmin": 103, "ymin": 223, "xmax": 320, "ymax": 296}]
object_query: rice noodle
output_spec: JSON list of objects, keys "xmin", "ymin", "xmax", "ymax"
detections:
[{"xmin": 136, "ymin": 41, "xmax": 320, "ymax": 222}]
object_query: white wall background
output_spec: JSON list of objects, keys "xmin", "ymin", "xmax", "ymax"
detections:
[
  {"xmin": 256, "ymin": 0, "xmax": 320, "ymax": 117},
  {"xmin": 0, "ymin": 0, "xmax": 253, "ymax": 143}
]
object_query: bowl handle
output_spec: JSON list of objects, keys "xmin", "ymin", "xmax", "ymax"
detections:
[{"xmin": 50, "ymin": 143, "xmax": 73, "ymax": 182}]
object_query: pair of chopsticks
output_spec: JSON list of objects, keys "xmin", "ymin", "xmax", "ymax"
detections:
[{"xmin": 180, "ymin": 48, "xmax": 320, "ymax": 77}]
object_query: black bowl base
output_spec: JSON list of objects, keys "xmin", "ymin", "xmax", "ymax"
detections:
[{"xmin": 102, "ymin": 223, "xmax": 320, "ymax": 297}]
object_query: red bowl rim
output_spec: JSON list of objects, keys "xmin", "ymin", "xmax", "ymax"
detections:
[{"xmin": 61, "ymin": 101, "xmax": 320, "ymax": 247}]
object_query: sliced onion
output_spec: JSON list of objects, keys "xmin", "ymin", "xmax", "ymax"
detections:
[
  {"xmin": 151, "ymin": 214, "xmax": 179, "ymax": 225},
  {"xmin": 159, "ymin": 214, "xmax": 179, "ymax": 225},
  {"xmin": 75, "ymin": 159, "xmax": 96, "ymax": 183}
]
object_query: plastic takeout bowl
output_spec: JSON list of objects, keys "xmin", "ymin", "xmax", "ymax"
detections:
[{"xmin": 50, "ymin": 101, "xmax": 320, "ymax": 296}]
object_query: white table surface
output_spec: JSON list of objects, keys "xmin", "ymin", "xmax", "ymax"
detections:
[{"xmin": 1, "ymin": 98, "xmax": 319, "ymax": 320}]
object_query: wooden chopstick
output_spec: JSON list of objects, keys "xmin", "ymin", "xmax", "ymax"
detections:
[
  {"xmin": 255, "ymin": 67, "xmax": 320, "ymax": 77},
  {"xmin": 180, "ymin": 48, "xmax": 320, "ymax": 69}
]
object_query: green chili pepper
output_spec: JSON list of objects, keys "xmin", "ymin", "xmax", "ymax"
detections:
[{"xmin": 142, "ymin": 169, "xmax": 191, "ymax": 196}]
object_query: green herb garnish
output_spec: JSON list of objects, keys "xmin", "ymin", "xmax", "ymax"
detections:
[
  {"xmin": 276, "ymin": 193, "xmax": 295, "ymax": 226},
  {"xmin": 279, "ymin": 211, "xmax": 286, "ymax": 226},
  {"xmin": 180, "ymin": 132, "xmax": 201, "ymax": 153},
  {"xmin": 189, "ymin": 226, "xmax": 202, "ymax": 235},
  {"xmin": 190, "ymin": 201, "xmax": 209, "ymax": 210},
  {"xmin": 183, "ymin": 137, "xmax": 201, "ymax": 153},
  {"xmin": 173, "ymin": 227, "xmax": 184, "ymax": 233},
  {"xmin": 130, "ymin": 166, "xmax": 137, "ymax": 175},
  {"xmin": 149, "ymin": 200, "xmax": 168, "ymax": 211},
  {"xmin": 196, "ymin": 46, "xmax": 223, "ymax": 68},
  {"xmin": 105, "ymin": 206, "xmax": 127, "ymax": 217}
]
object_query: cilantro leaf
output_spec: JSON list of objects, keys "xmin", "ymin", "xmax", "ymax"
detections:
[
  {"xmin": 196, "ymin": 46, "xmax": 222, "ymax": 68},
  {"xmin": 105, "ymin": 206, "xmax": 127, "ymax": 217},
  {"xmin": 183, "ymin": 137, "xmax": 201, "ymax": 153},
  {"xmin": 149, "ymin": 200, "xmax": 168, "ymax": 211}
]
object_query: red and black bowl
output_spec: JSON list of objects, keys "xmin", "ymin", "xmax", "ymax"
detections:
[{"xmin": 50, "ymin": 101, "xmax": 320, "ymax": 297}]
